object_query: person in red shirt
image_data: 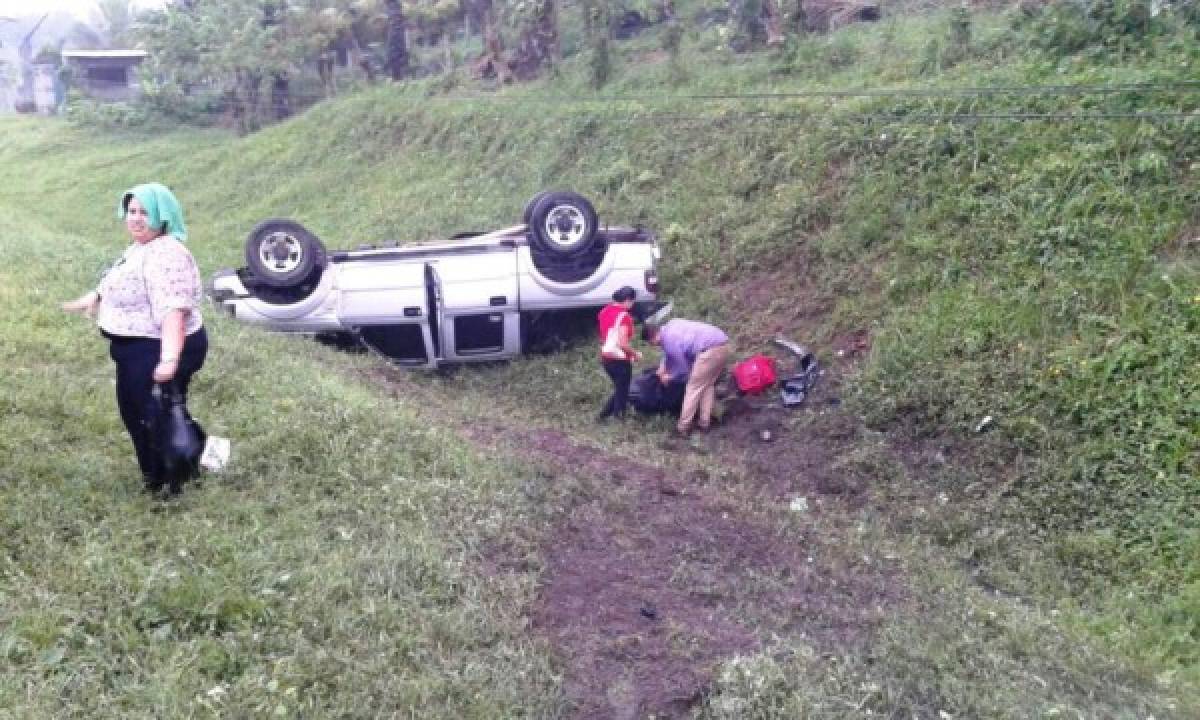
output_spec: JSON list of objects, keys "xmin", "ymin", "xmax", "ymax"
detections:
[{"xmin": 596, "ymin": 286, "xmax": 642, "ymax": 421}]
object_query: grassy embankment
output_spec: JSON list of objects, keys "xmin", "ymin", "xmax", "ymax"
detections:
[{"xmin": 1, "ymin": 6, "xmax": 1197, "ymax": 717}]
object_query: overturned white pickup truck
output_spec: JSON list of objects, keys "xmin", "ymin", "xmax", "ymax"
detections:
[{"xmin": 209, "ymin": 191, "xmax": 662, "ymax": 367}]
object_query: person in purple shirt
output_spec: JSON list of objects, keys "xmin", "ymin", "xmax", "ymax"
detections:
[{"xmin": 642, "ymin": 318, "xmax": 730, "ymax": 436}]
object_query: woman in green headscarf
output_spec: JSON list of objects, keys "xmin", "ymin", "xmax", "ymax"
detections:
[{"xmin": 63, "ymin": 182, "xmax": 210, "ymax": 496}]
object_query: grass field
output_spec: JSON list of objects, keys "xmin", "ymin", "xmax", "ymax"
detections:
[{"xmin": 1, "ymin": 5, "xmax": 1198, "ymax": 717}]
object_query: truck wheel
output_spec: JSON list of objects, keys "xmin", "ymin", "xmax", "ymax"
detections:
[
  {"xmin": 529, "ymin": 191, "xmax": 598, "ymax": 258},
  {"xmin": 244, "ymin": 218, "xmax": 327, "ymax": 289},
  {"xmin": 528, "ymin": 239, "xmax": 610, "ymax": 284},
  {"xmin": 523, "ymin": 191, "xmax": 553, "ymax": 225}
]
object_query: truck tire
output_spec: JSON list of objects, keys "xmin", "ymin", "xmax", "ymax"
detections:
[
  {"xmin": 529, "ymin": 191, "xmax": 599, "ymax": 259},
  {"xmin": 244, "ymin": 219, "xmax": 327, "ymax": 289},
  {"xmin": 523, "ymin": 191, "xmax": 554, "ymax": 225}
]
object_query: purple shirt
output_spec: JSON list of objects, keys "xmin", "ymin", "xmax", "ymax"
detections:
[{"xmin": 658, "ymin": 319, "xmax": 728, "ymax": 378}]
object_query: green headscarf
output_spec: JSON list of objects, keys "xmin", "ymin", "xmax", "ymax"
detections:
[{"xmin": 117, "ymin": 182, "xmax": 188, "ymax": 242}]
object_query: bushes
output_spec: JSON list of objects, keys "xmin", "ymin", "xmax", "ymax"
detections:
[
  {"xmin": 63, "ymin": 94, "xmax": 158, "ymax": 129},
  {"xmin": 849, "ymin": 81, "xmax": 1199, "ymax": 595},
  {"xmin": 1017, "ymin": 0, "xmax": 1198, "ymax": 56},
  {"xmin": 63, "ymin": 83, "xmax": 225, "ymax": 131}
]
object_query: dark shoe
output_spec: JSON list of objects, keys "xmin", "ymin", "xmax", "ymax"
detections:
[{"xmin": 674, "ymin": 426, "xmax": 691, "ymax": 439}]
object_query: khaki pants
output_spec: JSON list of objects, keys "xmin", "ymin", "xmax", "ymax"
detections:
[{"xmin": 678, "ymin": 343, "xmax": 730, "ymax": 433}]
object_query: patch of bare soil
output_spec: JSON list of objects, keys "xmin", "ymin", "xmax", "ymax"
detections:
[
  {"xmin": 719, "ymin": 375, "xmax": 866, "ymax": 499},
  {"xmin": 369, "ymin": 358, "xmax": 902, "ymax": 719},
  {"xmin": 517, "ymin": 417, "xmax": 900, "ymax": 719},
  {"xmin": 713, "ymin": 157, "xmax": 871, "ymax": 344},
  {"xmin": 717, "ymin": 256, "xmax": 834, "ymax": 342},
  {"xmin": 358, "ymin": 203, "xmax": 904, "ymax": 715}
]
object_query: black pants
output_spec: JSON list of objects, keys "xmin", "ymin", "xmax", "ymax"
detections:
[
  {"xmin": 600, "ymin": 358, "xmax": 632, "ymax": 419},
  {"xmin": 107, "ymin": 328, "xmax": 208, "ymax": 481}
]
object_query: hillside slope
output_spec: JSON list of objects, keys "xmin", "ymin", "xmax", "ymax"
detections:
[{"xmin": 1, "ymin": 6, "xmax": 1197, "ymax": 717}]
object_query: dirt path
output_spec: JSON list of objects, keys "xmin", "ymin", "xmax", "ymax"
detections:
[{"xmin": 366, "ymin": 361, "xmax": 904, "ymax": 718}]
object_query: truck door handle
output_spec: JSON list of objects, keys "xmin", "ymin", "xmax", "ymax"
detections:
[
  {"xmin": 403, "ymin": 306, "xmax": 422, "ymax": 317},
  {"xmin": 489, "ymin": 296, "xmax": 507, "ymax": 306}
]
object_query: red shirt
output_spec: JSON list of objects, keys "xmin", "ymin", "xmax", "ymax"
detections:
[{"xmin": 597, "ymin": 303, "xmax": 634, "ymax": 360}]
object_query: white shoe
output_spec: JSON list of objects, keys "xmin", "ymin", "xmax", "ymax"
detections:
[{"xmin": 199, "ymin": 436, "xmax": 231, "ymax": 472}]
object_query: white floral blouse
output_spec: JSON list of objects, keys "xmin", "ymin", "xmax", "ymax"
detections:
[{"xmin": 96, "ymin": 235, "xmax": 204, "ymax": 338}]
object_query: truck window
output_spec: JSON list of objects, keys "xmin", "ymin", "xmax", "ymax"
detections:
[
  {"xmin": 360, "ymin": 325, "xmax": 429, "ymax": 365},
  {"xmin": 454, "ymin": 313, "xmax": 505, "ymax": 355}
]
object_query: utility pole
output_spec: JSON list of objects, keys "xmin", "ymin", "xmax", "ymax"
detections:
[
  {"xmin": 1, "ymin": 16, "xmax": 19, "ymax": 112},
  {"xmin": 17, "ymin": 13, "xmax": 49, "ymax": 108}
]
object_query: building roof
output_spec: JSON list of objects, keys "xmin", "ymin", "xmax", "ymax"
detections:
[{"xmin": 62, "ymin": 50, "xmax": 148, "ymax": 60}]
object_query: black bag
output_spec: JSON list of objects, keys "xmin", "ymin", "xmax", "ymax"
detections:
[
  {"xmin": 629, "ymin": 368, "xmax": 689, "ymax": 415},
  {"xmin": 146, "ymin": 382, "xmax": 206, "ymax": 491}
]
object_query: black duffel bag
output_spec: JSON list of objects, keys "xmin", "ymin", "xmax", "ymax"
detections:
[
  {"xmin": 628, "ymin": 367, "xmax": 689, "ymax": 415},
  {"xmin": 146, "ymin": 382, "xmax": 207, "ymax": 493}
]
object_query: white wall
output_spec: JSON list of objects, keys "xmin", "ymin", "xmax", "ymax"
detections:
[
  {"xmin": 0, "ymin": 51, "xmax": 16, "ymax": 113},
  {"xmin": 33, "ymin": 64, "xmax": 57, "ymax": 114},
  {"xmin": 0, "ymin": 80, "xmax": 13, "ymax": 112}
]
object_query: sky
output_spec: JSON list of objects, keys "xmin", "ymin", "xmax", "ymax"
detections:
[{"xmin": 0, "ymin": 0, "xmax": 166, "ymax": 22}]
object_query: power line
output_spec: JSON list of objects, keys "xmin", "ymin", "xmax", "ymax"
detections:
[
  {"xmin": 322, "ymin": 107, "xmax": 1200, "ymax": 124},
  {"xmin": 434, "ymin": 81, "xmax": 1200, "ymax": 105},
  {"xmin": 126, "ymin": 79, "xmax": 1200, "ymax": 109},
  {"xmin": 117, "ymin": 107, "xmax": 1198, "ymax": 126},
  {"xmin": 66, "ymin": 83, "xmax": 1200, "ymax": 127},
  {"xmin": 613, "ymin": 110, "xmax": 1200, "ymax": 124}
]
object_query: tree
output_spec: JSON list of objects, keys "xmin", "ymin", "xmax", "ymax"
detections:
[
  {"xmin": 138, "ymin": 0, "xmax": 323, "ymax": 132},
  {"xmin": 67, "ymin": 21, "xmax": 104, "ymax": 50},
  {"xmin": 472, "ymin": 0, "xmax": 511, "ymax": 83},
  {"xmin": 727, "ymin": 0, "xmax": 794, "ymax": 49},
  {"xmin": 511, "ymin": 0, "xmax": 559, "ymax": 78},
  {"xmin": 582, "ymin": 0, "xmax": 612, "ymax": 88},
  {"xmin": 343, "ymin": 8, "xmax": 377, "ymax": 84},
  {"xmin": 784, "ymin": 0, "xmax": 807, "ymax": 36},
  {"xmin": 762, "ymin": 0, "xmax": 784, "ymax": 45},
  {"xmin": 93, "ymin": 0, "xmax": 135, "ymax": 47},
  {"xmin": 383, "ymin": 0, "xmax": 409, "ymax": 80},
  {"xmin": 263, "ymin": 1, "xmax": 290, "ymax": 120}
]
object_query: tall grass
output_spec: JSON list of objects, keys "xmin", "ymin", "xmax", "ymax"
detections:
[
  {"xmin": 1, "ymin": 4, "xmax": 1198, "ymax": 714},
  {"xmin": 0, "ymin": 148, "xmax": 565, "ymax": 716}
]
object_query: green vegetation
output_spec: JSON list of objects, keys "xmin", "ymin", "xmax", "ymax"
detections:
[
  {"xmin": 2, "ymin": 3, "xmax": 1197, "ymax": 716},
  {"xmin": 0, "ymin": 197, "xmax": 566, "ymax": 716}
]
